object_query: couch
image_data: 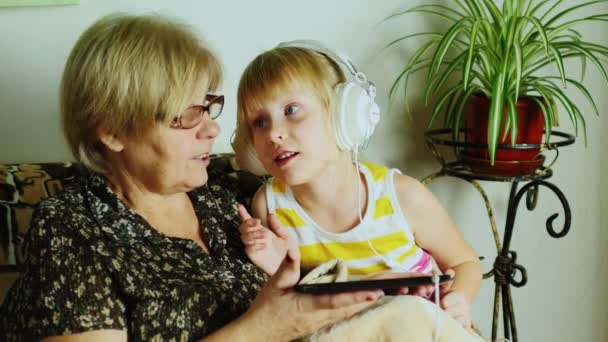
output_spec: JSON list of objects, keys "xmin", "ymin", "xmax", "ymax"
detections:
[{"xmin": 0, "ymin": 153, "xmax": 262, "ymax": 302}]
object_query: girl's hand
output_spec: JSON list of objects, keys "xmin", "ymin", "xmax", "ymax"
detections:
[
  {"xmin": 439, "ymin": 269, "xmax": 472, "ymax": 328},
  {"xmin": 241, "ymin": 242, "xmax": 384, "ymax": 342},
  {"xmin": 237, "ymin": 204, "xmax": 294, "ymax": 276}
]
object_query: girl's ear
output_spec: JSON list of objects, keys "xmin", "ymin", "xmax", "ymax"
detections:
[{"xmin": 97, "ymin": 129, "xmax": 125, "ymax": 152}]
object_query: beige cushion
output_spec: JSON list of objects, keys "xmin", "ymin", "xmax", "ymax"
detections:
[{"xmin": 305, "ymin": 295, "xmax": 487, "ymax": 342}]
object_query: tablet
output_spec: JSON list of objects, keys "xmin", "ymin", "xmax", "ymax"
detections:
[{"xmin": 294, "ymin": 274, "xmax": 453, "ymax": 295}]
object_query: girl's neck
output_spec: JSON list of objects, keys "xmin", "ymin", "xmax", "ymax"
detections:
[{"xmin": 290, "ymin": 153, "xmax": 367, "ymax": 233}]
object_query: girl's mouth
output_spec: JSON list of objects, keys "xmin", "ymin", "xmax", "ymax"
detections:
[{"xmin": 274, "ymin": 151, "xmax": 299, "ymax": 167}]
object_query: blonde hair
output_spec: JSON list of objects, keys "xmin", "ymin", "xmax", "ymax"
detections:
[
  {"xmin": 233, "ymin": 46, "xmax": 345, "ymax": 175},
  {"xmin": 60, "ymin": 13, "xmax": 222, "ymax": 173}
]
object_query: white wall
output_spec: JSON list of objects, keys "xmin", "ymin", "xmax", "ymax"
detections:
[{"xmin": 0, "ymin": 0, "xmax": 606, "ymax": 341}]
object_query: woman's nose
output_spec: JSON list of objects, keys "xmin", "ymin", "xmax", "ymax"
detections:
[{"xmin": 196, "ymin": 116, "xmax": 221, "ymax": 140}]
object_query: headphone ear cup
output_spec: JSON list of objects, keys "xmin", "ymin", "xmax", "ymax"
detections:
[{"xmin": 333, "ymin": 82, "xmax": 380, "ymax": 151}]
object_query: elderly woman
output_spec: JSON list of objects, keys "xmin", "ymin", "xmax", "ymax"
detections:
[{"xmin": 0, "ymin": 13, "xmax": 383, "ymax": 341}]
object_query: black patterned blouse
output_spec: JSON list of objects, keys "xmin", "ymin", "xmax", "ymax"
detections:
[{"xmin": 0, "ymin": 166, "xmax": 267, "ymax": 341}]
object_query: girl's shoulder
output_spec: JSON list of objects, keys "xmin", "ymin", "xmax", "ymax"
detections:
[{"xmin": 379, "ymin": 167, "xmax": 433, "ymax": 211}]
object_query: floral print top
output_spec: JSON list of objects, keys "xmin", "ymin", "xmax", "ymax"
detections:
[{"xmin": 0, "ymin": 166, "xmax": 267, "ymax": 341}]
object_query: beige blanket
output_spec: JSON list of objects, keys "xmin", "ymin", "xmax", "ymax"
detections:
[
  {"xmin": 303, "ymin": 295, "xmax": 486, "ymax": 342},
  {"xmin": 298, "ymin": 259, "xmax": 487, "ymax": 342}
]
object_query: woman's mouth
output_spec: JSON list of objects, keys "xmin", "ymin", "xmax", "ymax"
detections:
[{"xmin": 193, "ymin": 153, "xmax": 211, "ymax": 166}]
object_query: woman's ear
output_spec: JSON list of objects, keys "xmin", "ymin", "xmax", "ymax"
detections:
[{"xmin": 97, "ymin": 129, "xmax": 125, "ymax": 152}]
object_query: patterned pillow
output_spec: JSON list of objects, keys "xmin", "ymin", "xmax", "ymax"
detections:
[
  {"xmin": 0, "ymin": 154, "xmax": 263, "ymax": 271},
  {"xmin": 0, "ymin": 163, "xmax": 77, "ymax": 270}
]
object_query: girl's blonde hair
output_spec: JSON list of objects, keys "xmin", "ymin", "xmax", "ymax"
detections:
[
  {"xmin": 233, "ymin": 46, "xmax": 345, "ymax": 175},
  {"xmin": 60, "ymin": 13, "xmax": 222, "ymax": 173}
]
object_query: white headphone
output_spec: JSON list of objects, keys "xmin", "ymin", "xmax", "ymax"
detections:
[{"xmin": 277, "ymin": 40, "xmax": 381, "ymax": 151}]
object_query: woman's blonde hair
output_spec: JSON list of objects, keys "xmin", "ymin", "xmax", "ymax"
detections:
[
  {"xmin": 60, "ymin": 13, "xmax": 222, "ymax": 173},
  {"xmin": 233, "ymin": 46, "xmax": 345, "ymax": 175}
]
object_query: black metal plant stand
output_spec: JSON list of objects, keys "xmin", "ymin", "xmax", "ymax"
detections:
[{"xmin": 421, "ymin": 128, "xmax": 575, "ymax": 342}]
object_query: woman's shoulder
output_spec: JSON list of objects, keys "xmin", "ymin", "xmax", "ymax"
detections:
[
  {"xmin": 27, "ymin": 171, "xmax": 120, "ymax": 246},
  {"xmin": 30, "ymin": 175, "xmax": 91, "ymax": 227}
]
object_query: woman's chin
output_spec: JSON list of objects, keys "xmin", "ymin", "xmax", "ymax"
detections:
[
  {"xmin": 182, "ymin": 169, "xmax": 209, "ymax": 190},
  {"xmin": 192, "ymin": 173, "xmax": 209, "ymax": 188}
]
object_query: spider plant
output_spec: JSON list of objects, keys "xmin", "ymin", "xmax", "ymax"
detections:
[{"xmin": 386, "ymin": 0, "xmax": 608, "ymax": 163}]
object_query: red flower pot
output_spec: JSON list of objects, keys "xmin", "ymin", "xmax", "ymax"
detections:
[
  {"xmin": 462, "ymin": 94, "xmax": 545, "ymax": 176},
  {"xmin": 463, "ymin": 94, "xmax": 544, "ymax": 161}
]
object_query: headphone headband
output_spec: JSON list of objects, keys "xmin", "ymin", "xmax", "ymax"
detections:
[{"xmin": 276, "ymin": 40, "xmax": 376, "ymax": 100}]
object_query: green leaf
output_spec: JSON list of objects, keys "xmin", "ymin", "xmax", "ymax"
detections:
[
  {"xmin": 384, "ymin": 32, "xmax": 443, "ymax": 50},
  {"xmin": 530, "ymin": 95, "xmax": 554, "ymax": 143},
  {"xmin": 525, "ymin": 0, "xmax": 548, "ymax": 17},
  {"xmin": 388, "ymin": 39, "xmax": 439, "ymax": 99},
  {"xmin": 463, "ymin": 0, "xmax": 483, "ymax": 18},
  {"xmin": 464, "ymin": 20, "xmax": 481, "ymax": 90},
  {"xmin": 427, "ymin": 17, "xmax": 472, "ymax": 82},
  {"xmin": 453, "ymin": 0, "xmax": 474, "ymax": 17},
  {"xmin": 444, "ymin": 89, "xmax": 465, "ymax": 128},
  {"xmin": 479, "ymin": 0, "xmax": 503, "ymax": 26},
  {"xmin": 520, "ymin": 16, "xmax": 550, "ymax": 53},
  {"xmin": 429, "ymin": 83, "xmax": 462, "ymax": 127},
  {"xmin": 429, "ymin": 52, "xmax": 469, "ymax": 100},
  {"xmin": 506, "ymin": 96, "xmax": 519, "ymax": 145},
  {"xmin": 544, "ymin": 76, "xmax": 600, "ymax": 116},
  {"xmin": 548, "ymin": 43, "xmax": 566, "ymax": 87},
  {"xmin": 545, "ymin": 1, "xmax": 608, "ymax": 28},
  {"xmin": 536, "ymin": 82, "xmax": 577, "ymax": 135},
  {"xmin": 385, "ymin": 5, "xmax": 460, "ymax": 23},
  {"xmin": 452, "ymin": 85, "xmax": 479, "ymax": 142},
  {"xmin": 513, "ymin": 39, "xmax": 523, "ymax": 97},
  {"xmin": 557, "ymin": 42, "xmax": 608, "ymax": 89},
  {"xmin": 538, "ymin": 0, "xmax": 564, "ymax": 22},
  {"xmin": 487, "ymin": 68, "xmax": 506, "ymax": 164}
]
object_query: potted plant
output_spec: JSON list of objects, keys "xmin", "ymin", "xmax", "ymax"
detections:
[{"xmin": 385, "ymin": 0, "xmax": 608, "ymax": 174}]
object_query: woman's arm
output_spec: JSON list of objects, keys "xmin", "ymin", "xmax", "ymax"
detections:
[
  {"xmin": 39, "ymin": 259, "xmax": 382, "ymax": 342},
  {"xmin": 1, "ymin": 201, "xmax": 129, "ymax": 340},
  {"xmin": 393, "ymin": 174, "xmax": 482, "ymax": 303},
  {"xmin": 42, "ymin": 330, "xmax": 127, "ymax": 342},
  {"xmin": 202, "ymin": 244, "xmax": 383, "ymax": 342}
]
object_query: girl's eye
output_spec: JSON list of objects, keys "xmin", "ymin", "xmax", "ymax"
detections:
[
  {"xmin": 285, "ymin": 104, "xmax": 300, "ymax": 115},
  {"xmin": 252, "ymin": 117, "xmax": 266, "ymax": 129}
]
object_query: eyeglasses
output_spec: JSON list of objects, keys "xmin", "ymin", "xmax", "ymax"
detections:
[{"xmin": 170, "ymin": 94, "xmax": 224, "ymax": 129}]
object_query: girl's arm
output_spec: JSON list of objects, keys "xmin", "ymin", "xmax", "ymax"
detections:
[
  {"xmin": 393, "ymin": 173, "xmax": 482, "ymax": 303},
  {"xmin": 251, "ymin": 185, "xmax": 270, "ymax": 226}
]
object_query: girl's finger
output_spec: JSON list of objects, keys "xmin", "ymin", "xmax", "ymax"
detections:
[{"xmin": 237, "ymin": 203, "xmax": 252, "ymax": 222}]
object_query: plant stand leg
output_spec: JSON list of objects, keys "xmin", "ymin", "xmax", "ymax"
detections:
[
  {"xmin": 422, "ymin": 174, "xmax": 571, "ymax": 342},
  {"xmin": 490, "ymin": 180, "xmax": 572, "ymax": 341}
]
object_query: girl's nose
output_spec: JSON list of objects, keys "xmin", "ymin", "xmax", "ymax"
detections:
[{"xmin": 269, "ymin": 123, "xmax": 288, "ymax": 144}]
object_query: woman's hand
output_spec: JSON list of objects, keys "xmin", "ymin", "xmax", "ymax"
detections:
[
  {"xmin": 238, "ymin": 204, "xmax": 294, "ymax": 275},
  {"xmin": 362, "ymin": 271, "xmax": 435, "ymax": 296},
  {"xmin": 239, "ymin": 231, "xmax": 384, "ymax": 342}
]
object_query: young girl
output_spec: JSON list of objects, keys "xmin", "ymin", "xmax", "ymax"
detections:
[{"xmin": 232, "ymin": 41, "xmax": 482, "ymax": 327}]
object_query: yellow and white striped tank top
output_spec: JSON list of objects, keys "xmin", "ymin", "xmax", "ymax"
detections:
[{"xmin": 265, "ymin": 161, "xmax": 433, "ymax": 277}]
